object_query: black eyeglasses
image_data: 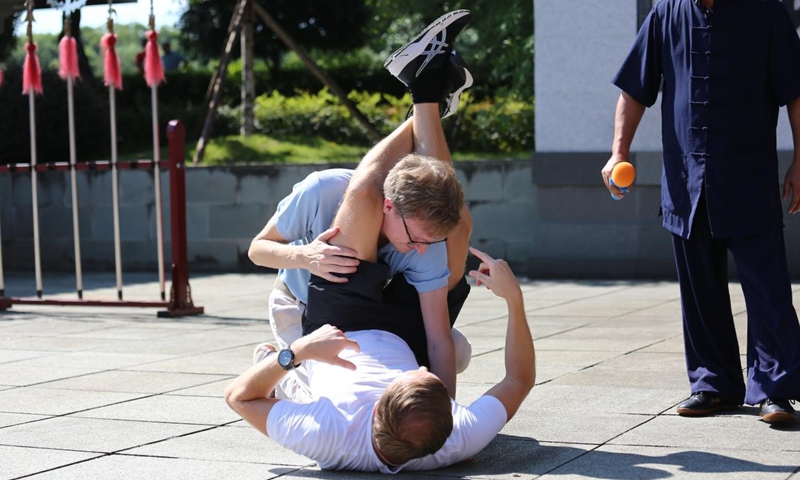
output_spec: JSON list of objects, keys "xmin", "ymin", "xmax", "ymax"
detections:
[{"xmin": 400, "ymin": 214, "xmax": 447, "ymax": 247}]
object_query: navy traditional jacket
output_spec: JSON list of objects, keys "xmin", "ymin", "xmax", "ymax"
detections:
[{"xmin": 613, "ymin": 0, "xmax": 800, "ymax": 238}]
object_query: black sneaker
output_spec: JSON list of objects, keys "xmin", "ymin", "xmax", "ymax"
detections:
[
  {"xmin": 676, "ymin": 392, "xmax": 739, "ymax": 416},
  {"xmin": 441, "ymin": 50, "xmax": 473, "ymax": 118},
  {"xmin": 404, "ymin": 50, "xmax": 473, "ymax": 120},
  {"xmin": 759, "ymin": 398, "xmax": 796, "ymax": 424},
  {"xmin": 384, "ymin": 10, "xmax": 471, "ymax": 87}
]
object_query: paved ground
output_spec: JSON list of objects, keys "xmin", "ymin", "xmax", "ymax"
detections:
[{"xmin": 0, "ymin": 272, "xmax": 798, "ymax": 480}]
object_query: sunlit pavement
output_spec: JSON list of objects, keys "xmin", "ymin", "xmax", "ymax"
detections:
[{"xmin": 1, "ymin": 272, "xmax": 798, "ymax": 479}]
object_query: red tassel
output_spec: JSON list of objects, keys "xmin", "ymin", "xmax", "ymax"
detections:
[
  {"xmin": 23, "ymin": 42, "xmax": 43, "ymax": 95},
  {"xmin": 0, "ymin": 67, "xmax": 4, "ymax": 88},
  {"xmin": 58, "ymin": 35, "xmax": 80, "ymax": 80},
  {"xmin": 101, "ymin": 33, "xmax": 123, "ymax": 90},
  {"xmin": 144, "ymin": 30, "xmax": 164, "ymax": 87}
]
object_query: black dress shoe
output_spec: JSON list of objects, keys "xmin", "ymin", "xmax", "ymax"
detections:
[
  {"xmin": 676, "ymin": 392, "xmax": 739, "ymax": 416},
  {"xmin": 759, "ymin": 398, "xmax": 797, "ymax": 424}
]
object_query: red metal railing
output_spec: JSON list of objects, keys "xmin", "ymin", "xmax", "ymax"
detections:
[{"xmin": 0, "ymin": 120, "xmax": 203, "ymax": 317}]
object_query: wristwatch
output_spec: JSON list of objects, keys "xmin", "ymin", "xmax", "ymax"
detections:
[{"xmin": 277, "ymin": 347, "xmax": 299, "ymax": 370}]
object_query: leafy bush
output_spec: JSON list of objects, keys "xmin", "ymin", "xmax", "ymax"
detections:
[
  {"xmin": 220, "ymin": 88, "xmax": 534, "ymax": 154},
  {"xmin": 0, "ymin": 67, "xmax": 110, "ymax": 164}
]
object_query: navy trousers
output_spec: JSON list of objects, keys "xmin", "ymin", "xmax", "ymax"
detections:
[
  {"xmin": 304, "ymin": 261, "xmax": 470, "ymax": 368},
  {"xmin": 672, "ymin": 196, "xmax": 800, "ymax": 405}
]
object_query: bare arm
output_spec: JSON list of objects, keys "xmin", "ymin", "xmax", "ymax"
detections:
[
  {"xmin": 248, "ymin": 216, "xmax": 359, "ymax": 282},
  {"xmin": 446, "ymin": 204, "xmax": 473, "ymax": 290},
  {"xmin": 419, "ymin": 287, "xmax": 457, "ymax": 398},
  {"xmin": 468, "ymin": 247, "xmax": 535, "ymax": 421},
  {"xmin": 602, "ymin": 92, "xmax": 647, "ymax": 198},
  {"xmin": 224, "ymin": 325, "xmax": 361, "ymax": 436},
  {"xmin": 783, "ymin": 96, "xmax": 800, "ymax": 214},
  {"xmin": 349, "ymin": 117, "xmax": 415, "ymax": 192}
]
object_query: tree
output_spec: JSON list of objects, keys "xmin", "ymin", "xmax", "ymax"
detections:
[
  {"xmin": 364, "ymin": 0, "xmax": 534, "ymax": 99},
  {"xmin": 179, "ymin": 0, "xmax": 369, "ymax": 77},
  {"xmin": 0, "ymin": 10, "xmax": 21, "ymax": 62}
]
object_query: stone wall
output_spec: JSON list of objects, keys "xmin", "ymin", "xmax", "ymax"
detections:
[
  {"xmin": 534, "ymin": 0, "xmax": 797, "ymax": 152},
  {"xmin": 3, "ymin": 157, "xmax": 800, "ymax": 280}
]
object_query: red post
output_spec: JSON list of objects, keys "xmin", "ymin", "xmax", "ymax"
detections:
[{"xmin": 158, "ymin": 120, "xmax": 204, "ymax": 317}]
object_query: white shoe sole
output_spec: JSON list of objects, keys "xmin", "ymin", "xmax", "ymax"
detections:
[
  {"xmin": 443, "ymin": 67, "xmax": 473, "ymax": 118},
  {"xmin": 384, "ymin": 10, "xmax": 470, "ymax": 81},
  {"xmin": 252, "ymin": 343, "xmax": 276, "ymax": 364}
]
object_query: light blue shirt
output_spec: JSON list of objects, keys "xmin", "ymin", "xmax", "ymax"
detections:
[{"xmin": 274, "ymin": 169, "xmax": 449, "ymax": 304}]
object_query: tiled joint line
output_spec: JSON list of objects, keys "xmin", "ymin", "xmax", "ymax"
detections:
[{"xmin": 0, "ymin": 374, "xmax": 237, "ymax": 432}]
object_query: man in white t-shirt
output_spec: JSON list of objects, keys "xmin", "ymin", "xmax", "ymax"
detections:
[
  {"xmin": 248, "ymin": 10, "xmax": 475, "ymax": 398},
  {"xmin": 225, "ymin": 247, "xmax": 536, "ymax": 472}
]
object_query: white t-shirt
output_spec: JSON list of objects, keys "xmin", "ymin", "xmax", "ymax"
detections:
[
  {"xmin": 266, "ymin": 330, "xmax": 507, "ymax": 472},
  {"xmin": 274, "ymin": 169, "xmax": 450, "ymax": 304}
]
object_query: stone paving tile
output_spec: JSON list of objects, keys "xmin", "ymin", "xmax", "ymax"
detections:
[
  {"xmin": 61, "ymin": 325, "xmax": 203, "ymax": 341},
  {"xmin": 124, "ymin": 352, "xmax": 251, "ymax": 375},
  {"xmin": 39, "ymin": 371, "xmax": 231, "ymax": 394},
  {"xmin": 534, "ymin": 349, "xmax": 624, "ymax": 367},
  {"xmin": 126, "ymin": 424, "xmax": 314, "ymax": 466},
  {"xmin": 548, "ymin": 366, "xmax": 689, "ymax": 390},
  {"xmin": 87, "ymin": 338, "xmax": 241, "ymax": 356},
  {"xmin": 0, "ymin": 445, "xmax": 101, "ymax": 480},
  {"xmin": 0, "ymin": 335, "xmax": 121, "ymax": 352},
  {"xmin": 168, "ymin": 378, "xmax": 232, "ymax": 398},
  {"xmin": 0, "ymin": 416, "xmax": 208, "ymax": 452},
  {"xmin": 610, "ymin": 415, "xmax": 800, "ymax": 451},
  {"xmin": 10, "ymin": 351, "xmax": 178, "ymax": 371},
  {"xmin": 0, "ymin": 349, "xmax": 61, "ymax": 364},
  {"xmin": 533, "ymin": 336, "xmax": 651, "ymax": 353},
  {"xmin": 536, "ymin": 299, "xmax": 675, "ymax": 318},
  {"xmin": 501, "ymin": 411, "xmax": 653, "ymax": 445},
  {"xmin": 546, "ymin": 325, "xmax": 675, "ymax": 343},
  {"xmin": 0, "ymin": 318, "xmax": 123, "ymax": 337},
  {"xmin": 0, "ymin": 387, "xmax": 146, "ymax": 416},
  {"xmin": 73, "ymin": 394, "xmax": 240, "ymax": 425},
  {"xmin": 427, "ymin": 438, "xmax": 593, "ymax": 480},
  {"xmin": 523, "ymin": 384, "xmax": 688, "ymax": 416},
  {"xmin": 459, "ymin": 350, "xmax": 584, "ymax": 386},
  {"xmin": 0, "ymin": 412, "xmax": 49, "ymax": 428},
  {"xmin": 164, "ymin": 329, "xmax": 271, "ymax": 350},
  {"xmin": 638, "ymin": 335, "xmax": 687, "ymax": 354},
  {"xmin": 460, "ymin": 317, "xmax": 593, "ymax": 340},
  {"xmin": 2, "ymin": 274, "xmax": 799, "ymax": 480},
  {"xmin": 265, "ymin": 469, "xmax": 442, "ymax": 479},
  {"xmin": 541, "ymin": 444, "xmax": 800, "ymax": 480},
  {"xmin": 23, "ymin": 454, "xmax": 283, "ymax": 480},
  {"xmin": 597, "ymin": 351, "xmax": 688, "ymax": 371},
  {"xmin": 0, "ymin": 365, "xmax": 105, "ymax": 386}
]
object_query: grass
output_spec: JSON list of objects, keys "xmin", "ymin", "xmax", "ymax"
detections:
[
  {"xmin": 200, "ymin": 134, "xmax": 368, "ymax": 165},
  {"xmin": 117, "ymin": 134, "xmax": 532, "ymax": 166}
]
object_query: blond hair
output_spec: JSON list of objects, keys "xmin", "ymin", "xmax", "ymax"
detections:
[
  {"xmin": 372, "ymin": 375, "xmax": 453, "ymax": 464},
  {"xmin": 383, "ymin": 155, "xmax": 464, "ymax": 239}
]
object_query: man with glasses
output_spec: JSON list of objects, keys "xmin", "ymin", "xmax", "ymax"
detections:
[{"xmin": 248, "ymin": 10, "xmax": 474, "ymax": 399}]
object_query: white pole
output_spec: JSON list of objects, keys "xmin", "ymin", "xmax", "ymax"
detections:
[
  {"xmin": 151, "ymin": 85, "xmax": 165, "ymax": 301},
  {"xmin": 67, "ymin": 76, "xmax": 84, "ymax": 299},
  {"xmin": 29, "ymin": 90, "xmax": 43, "ymax": 298},
  {"xmin": 110, "ymin": 86, "xmax": 123, "ymax": 300}
]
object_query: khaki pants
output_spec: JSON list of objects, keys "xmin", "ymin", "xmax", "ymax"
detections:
[{"xmin": 268, "ymin": 287, "xmax": 313, "ymax": 402}]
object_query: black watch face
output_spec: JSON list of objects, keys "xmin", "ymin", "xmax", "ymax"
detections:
[{"xmin": 278, "ymin": 349, "xmax": 294, "ymax": 369}]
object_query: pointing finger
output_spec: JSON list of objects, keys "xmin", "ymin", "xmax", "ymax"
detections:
[{"xmin": 469, "ymin": 246, "xmax": 494, "ymax": 264}]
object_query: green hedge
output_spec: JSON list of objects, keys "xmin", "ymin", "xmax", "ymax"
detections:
[
  {"xmin": 0, "ymin": 64, "xmax": 532, "ymax": 164},
  {"xmin": 219, "ymin": 88, "xmax": 534, "ymax": 154}
]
